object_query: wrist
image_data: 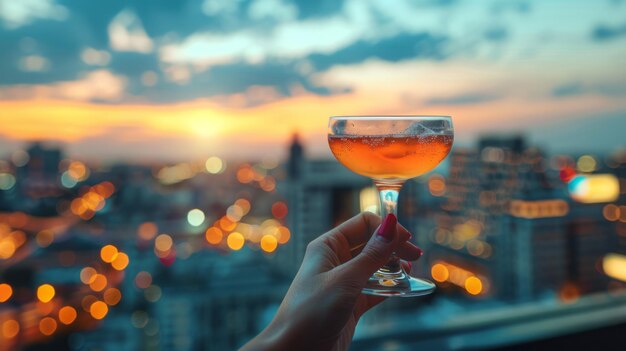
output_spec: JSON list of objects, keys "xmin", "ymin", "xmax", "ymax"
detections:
[{"xmin": 241, "ymin": 318, "xmax": 294, "ymax": 351}]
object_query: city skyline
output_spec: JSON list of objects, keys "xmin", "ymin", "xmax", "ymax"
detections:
[{"xmin": 1, "ymin": 0, "xmax": 625, "ymax": 161}]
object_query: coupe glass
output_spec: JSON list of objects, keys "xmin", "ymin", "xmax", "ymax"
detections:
[{"xmin": 328, "ymin": 116, "xmax": 454, "ymax": 297}]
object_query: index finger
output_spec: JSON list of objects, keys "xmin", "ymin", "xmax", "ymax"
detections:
[{"xmin": 322, "ymin": 212, "xmax": 412, "ymax": 253}]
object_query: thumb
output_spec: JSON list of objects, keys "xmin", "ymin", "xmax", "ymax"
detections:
[{"xmin": 342, "ymin": 213, "xmax": 398, "ymax": 281}]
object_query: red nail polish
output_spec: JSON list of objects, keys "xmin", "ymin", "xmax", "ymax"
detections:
[
  {"xmin": 416, "ymin": 247, "xmax": 423, "ymax": 258},
  {"xmin": 376, "ymin": 214, "xmax": 397, "ymax": 242},
  {"xmin": 407, "ymin": 262, "xmax": 413, "ymax": 271}
]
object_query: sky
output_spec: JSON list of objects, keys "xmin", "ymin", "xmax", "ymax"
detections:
[{"xmin": 0, "ymin": 0, "xmax": 625, "ymax": 162}]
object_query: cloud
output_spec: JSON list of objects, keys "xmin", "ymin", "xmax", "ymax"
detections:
[
  {"xmin": 308, "ymin": 33, "xmax": 448, "ymax": 71},
  {"xmin": 0, "ymin": 0, "xmax": 68, "ymax": 29},
  {"xmin": 108, "ymin": 9, "xmax": 154, "ymax": 53},
  {"xmin": 591, "ymin": 23, "xmax": 626, "ymax": 41},
  {"xmin": 136, "ymin": 60, "xmax": 334, "ymax": 105},
  {"xmin": 552, "ymin": 82, "xmax": 585, "ymax": 97},
  {"xmin": 0, "ymin": 70, "xmax": 127, "ymax": 102},
  {"xmin": 484, "ymin": 26, "xmax": 508, "ymax": 42},
  {"xmin": 552, "ymin": 81, "xmax": 626, "ymax": 98},
  {"xmin": 424, "ymin": 92, "xmax": 500, "ymax": 106},
  {"xmin": 159, "ymin": 14, "xmax": 367, "ymax": 67}
]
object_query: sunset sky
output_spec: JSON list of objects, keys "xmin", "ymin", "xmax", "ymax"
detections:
[{"xmin": 0, "ymin": 0, "xmax": 625, "ymax": 162}]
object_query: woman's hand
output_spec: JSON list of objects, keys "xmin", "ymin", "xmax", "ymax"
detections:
[{"xmin": 242, "ymin": 212, "xmax": 422, "ymax": 351}]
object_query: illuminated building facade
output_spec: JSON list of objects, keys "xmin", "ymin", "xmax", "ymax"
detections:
[{"xmin": 417, "ymin": 136, "xmax": 625, "ymax": 300}]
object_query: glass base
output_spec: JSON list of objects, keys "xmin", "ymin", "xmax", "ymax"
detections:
[{"xmin": 362, "ymin": 269, "xmax": 436, "ymax": 297}]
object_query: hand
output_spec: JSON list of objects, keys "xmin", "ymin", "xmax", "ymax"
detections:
[{"xmin": 242, "ymin": 212, "xmax": 423, "ymax": 351}]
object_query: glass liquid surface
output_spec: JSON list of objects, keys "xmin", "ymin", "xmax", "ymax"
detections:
[{"xmin": 328, "ymin": 134, "xmax": 453, "ymax": 179}]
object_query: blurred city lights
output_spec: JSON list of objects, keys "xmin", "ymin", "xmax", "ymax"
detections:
[
  {"xmin": 135, "ymin": 271, "xmax": 153, "ymax": 289},
  {"xmin": 603, "ymin": 253, "xmax": 626, "ymax": 282},
  {"xmin": 37, "ymin": 284, "xmax": 55, "ymax": 303},
  {"xmin": 465, "ymin": 276, "xmax": 483, "ymax": 295},
  {"xmin": 431, "ymin": 262, "xmax": 488, "ymax": 295},
  {"xmin": 81, "ymin": 295, "xmax": 98, "ymax": 312},
  {"xmin": 260, "ymin": 235, "xmax": 278, "ymax": 253},
  {"xmin": 428, "ymin": 174, "xmax": 446, "ymax": 196},
  {"xmin": 155, "ymin": 234, "xmax": 173, "ymax": 252},
  {"xmin": 145, "ymin": 285, "xmax": 162, "ymax": 302},
  {"xmin": 39, "ymin": 317, "xmax": 57, "ymax": 336},
  {"xmin": 205, "ymin": 156, "xmax": 225, "ymax": 174},
  {"xmin": 138, "ymin": 222, "xmax": 158, "ymax": 241},
  {"xmin": 131, "ymin": 311, "xmax": 149, "ymax": 328},
  {"xmin": 100, "ymin": 244, "xmax": 119, "ymax": 263},
  {"xmin": 11, "ymin": 149, "xmax": 29, "ymax": 167},
  {"xmin": 111, "ymin": 252, "xmax": 130, "ymax": 270},
  {"xmin": 68, "ymin": 161, "xmax": 90, "ymax": 181},
  {"xmin": 61, "ymin": 171, "xmax": 77, "ymax": 188},
  {"xmin": 90, "ymin": 301, "xmax": 109, "ymax": 320},
  {"xmin": 227, "ymin": 232, "xmax": 245, "ymax": 251},
  {"xmin": 576, "ymin": 155, "xmax": 597, "ymax": 173},
  {"xmin": 0, "ymin": 173, "xmax": 16, "ymax": 190},
  {"xmin": 36, "ymin": 229, "xmax": 55, "ymax": 247},
  {"xmin": 80, "ymin": 267, "xmax": 97, "ymax": 284},
  {"xmin": 431, "ymin": 263, "xmax": 449, "ymax": 283},
  {"xmin": 603, "ymin": 204, "xmax": 620, "ymax": 221},
  {"xmin": 59, "ymin": 306, "xmax": 78, "ymax": 325},
  {"xmin": 271, "ymin": 201, "xmax": 288, "ymax": 219},
  {"xmin": 104, "ymin": 288, "xmax": 122, "ymax": 306},
  {"xmin": 568, "ymin": 174, "xmax": 620, "ymax": 203},
  {"xmin": 0, "ymin": 283, "xmax": 13, "ymax": 302},
  {"xmin": 226, "ymin": 205, "xmax": 244, "ymax": 222},
  {"xmin": 205, "ymin": 227, "xmax": 223, "ymax": 245},
  {"xmin": 89, "ymin": 274, "xmax": 108, "ymax": 292},
  {"xmin": 509, "ymin": 199, "xmax": 569, "ymax": 219},
  {"xmin": 187, "ymin": 209, "xmax": 205, "ymax": 226},
  {"xmin": 277, "ymin": 226, "xmax": 291, "ymax": 244},
  {"xmin": 2, "ymin": 319, "xmax": 19, "ymax": 338},
  {"xmin": 234, "ymin": 198, "xmax": 251, "ymax": 215}
]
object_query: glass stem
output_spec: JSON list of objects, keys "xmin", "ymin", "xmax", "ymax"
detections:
[{"xmin": 374, "ymin": 180, "xmax": 404, "ymax": 274}]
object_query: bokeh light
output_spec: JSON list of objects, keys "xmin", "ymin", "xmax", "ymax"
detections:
[
  {"xmin": 155, "ymin": 234, "xmax": 173, "ymax": 252},
  {"xmin": 145, "ymin": 285, "xmax": 162, "ymax": 302},
  {"xmin": 36, "ymin": 229, "xmax": 55, "ymax": 248},
  {"xmin": 90, "ymin": 301, "xmax": 109, "ymax": 320},
  {"xmin": 37, "ymin": 284, "xmax": 55, "ymax": 303},
  {"xmin": 135, "ymin": 271, "xmax": 153, "ymax": 289},
  {"xmin": 205, "ymin": 156, "xmax": 225, "ymax": 174},
  {"xmin": 100, "ymin": 244, "xmax": 119, "ymax": 263},
  {"xmin": 465, "ymin": 276, "xmax": 483, "ymax": 295},
  {"xmin": 104, "ymin": 288, "xmax": 122, "ymax": 306},
  {"xmin": 277, "ymin": 226, "xmax": 291, "ymax": 244},
  {"xmin": 89, "ymin": 274, "xmax": 108, "ymax": 292},
  {"xmin": 39, "ymin": 317, "xmax": 57, "ymax": 336},
  {"xmin": 187, "ymin": 209, "xmax": 205, "ymax": 226},
  {"xmin": 0, "ymin": 173, "xmax": 16, "ymax": 190},
  {"xmin": 80, "ymin": 267, "xmax": 97, "ymax": 284},
  {"xmin": 111, "ymin": 252, "xmax": 130, "ymax": 270},
  {"xmin": 431, "ymin": 263, "xmax": 449, "ymax": 283},
  {"xmin": 138, "ymin": 222, "xmax": 158, "ymax": 241},
  {"xmin": 59, "ymin": 306, "xmax": 78, "ymax": 325},
  {"xmin": 260, "ymin": 235, "xmax": 278, "ymax": 253},
  {"xmin": 271, "ymin": 201, "xmax": 288, "ymax": 219},
  {"xmin": 205, "ymin": 227, "xmax": 223, "ymax": 245},
  {"xmin": 2, "ymin": 319, "xmax": 19, "ymax": 338},
  {"xmin": 227, "ymin": 232, "xmax": 245, "ymax": 251},
  {"xmin": 0, "ymin": 283, "xmax": 13, "ymax": 302}
]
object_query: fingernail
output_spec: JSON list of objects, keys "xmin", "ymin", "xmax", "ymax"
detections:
[
  {"xmin": 408, "ymin": 234, "xmax": 413, "ymax": 240},
  {"xmin": 376, "ymin": 214, "xmax": 397, "ymax": 243},
  {"xmin": 416, "ymin": 247, "xmax": 423, "ymax": 258},
  {"xmin": 407, "ymin": 262, "xmax": 413, "ymax": 271}
]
